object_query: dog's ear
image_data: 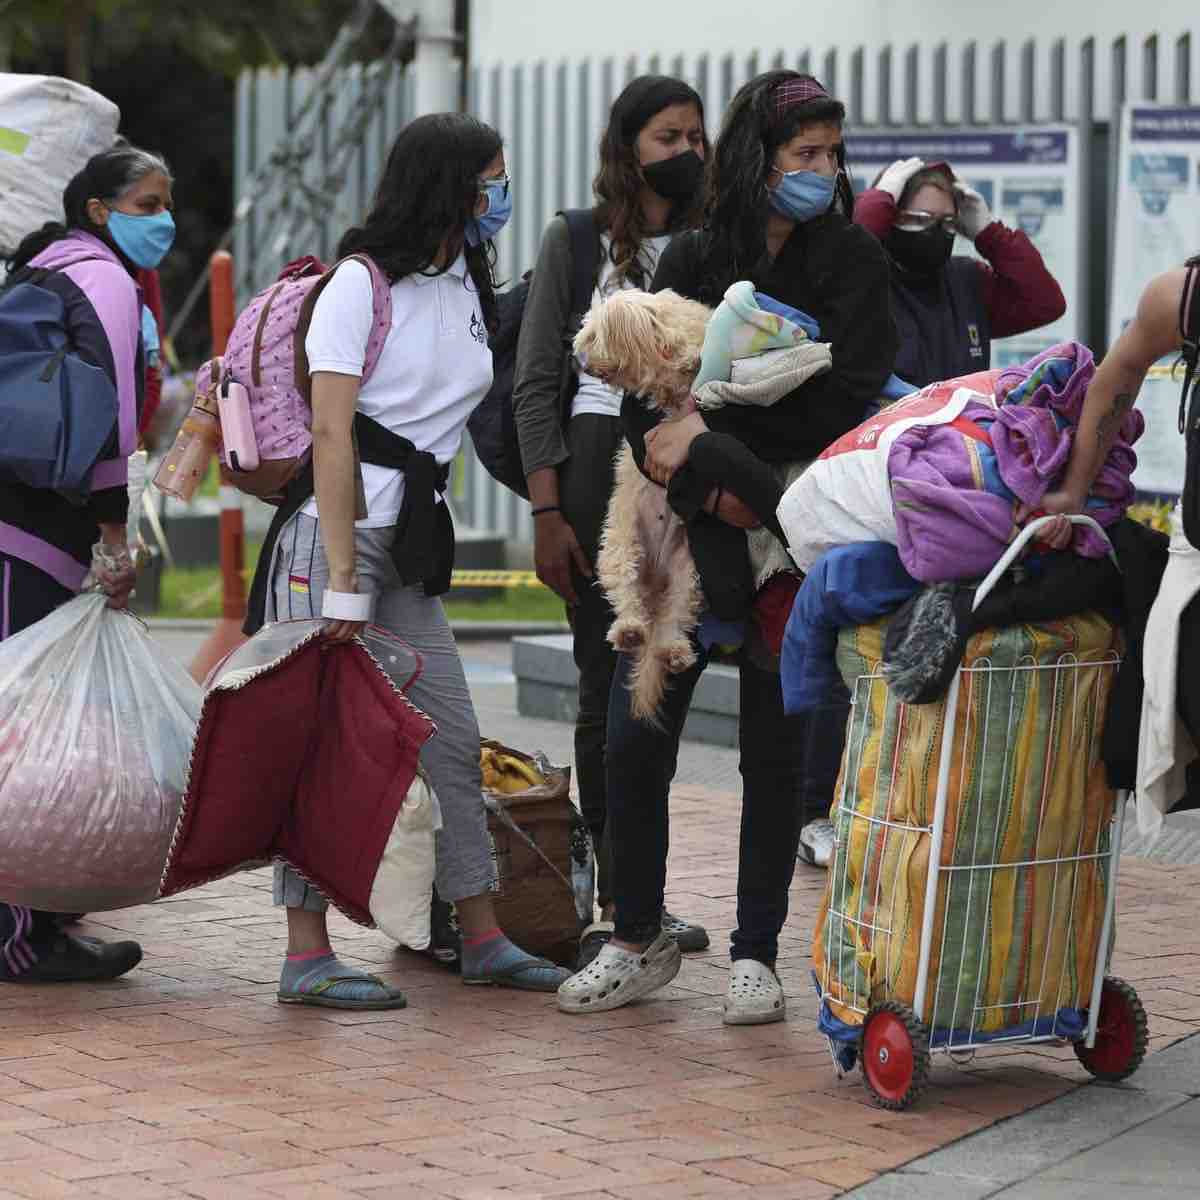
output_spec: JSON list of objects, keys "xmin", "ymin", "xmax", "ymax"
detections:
[
  {"xmin": 579, "ymin": 292, "xmax": 668, "ymax": 390},
  {"xmin": 573, "ymin": 297, "xmax": 606, "ymax": 362}
]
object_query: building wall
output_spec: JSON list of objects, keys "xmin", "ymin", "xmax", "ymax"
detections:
[{"xmin": 469, "ymin": 0, "xmax": 1197, "ymax": 121}]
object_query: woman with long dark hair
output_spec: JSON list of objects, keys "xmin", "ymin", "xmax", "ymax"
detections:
[
  {"xmin": 0, "ymin": 140, "xmax": 169, "ymax": 985},
  {"xmin": 513, "ymin": 76, "xmax": 711, "ymax": 965},
  {"xmin": 254, "ymin": 113, "xmax": 571, "ymax": 1007},
  {"xmin": 557, "ymin": 72, "xmax": 896, "ymax": 1022}
]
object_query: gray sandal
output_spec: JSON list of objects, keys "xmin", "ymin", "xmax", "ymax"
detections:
[
  {"xmin": 462, "ymin": 955, "xmax": 571, "ymax": 992},
  {"xmin": 277, "ymin": 972, "xmax": 408, "ymax": 1010}
]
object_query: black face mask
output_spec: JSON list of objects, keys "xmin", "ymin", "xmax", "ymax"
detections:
[
  {"xmin": 641, "ymin": 149, "xmax": 705, "ymax": 206},
  {"xmin": 886, "ymin": 226, "xmax": 955, "ymax": 277}
]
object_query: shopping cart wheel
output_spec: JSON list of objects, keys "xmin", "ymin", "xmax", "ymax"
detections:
[
  {"xmin": 860, "ymin": 1002, "xmax": 930, "ymax": 1110},
  {"xmin": 1074, "ymin": 977, "xmax": 1148, "ymax": 1082}
]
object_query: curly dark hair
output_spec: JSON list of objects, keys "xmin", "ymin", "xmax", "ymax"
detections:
[
  {"xmin": 6, "ymin": 138, "xmax": 172, "ymax": 275},
  {"xmin": 337, "ymin": 112, "xmax": 503, "ymax": 333},
  {"xmin": 705, "ymin": 70, "xmax": 853, "ymax": 290},
  {"xmin": 593, "ymin": 75, "xmax": 708, "ymax": 290}
]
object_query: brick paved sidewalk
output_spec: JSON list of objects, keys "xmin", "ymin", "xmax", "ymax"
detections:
[{"xmin": 1, "ymin": 783, "xmax": 1197, "ymax": 1200}]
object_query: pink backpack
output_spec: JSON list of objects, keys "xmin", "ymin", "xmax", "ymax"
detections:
[{"xmin": 200, "ymin": 253, "xmax": 392, "ymax": 502}]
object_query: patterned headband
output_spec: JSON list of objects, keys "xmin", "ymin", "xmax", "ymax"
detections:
[{"xmin": 772, "ymin": 76, "xmax": 831, "ymax": 120}]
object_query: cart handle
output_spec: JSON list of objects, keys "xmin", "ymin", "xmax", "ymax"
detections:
[{"xmin": 971, "ymin": 514, "xmax": 1117, "ymax": 614}]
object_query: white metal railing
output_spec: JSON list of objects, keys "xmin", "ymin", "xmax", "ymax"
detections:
[{"xmin": 234, "ymin": 32, "xmax": 1199, "ymax": 540}]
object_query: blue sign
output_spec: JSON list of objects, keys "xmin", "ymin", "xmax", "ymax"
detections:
[
  {"xmin": 848, "ymin": 130, "xmax": 1069, "ymax": 166},
  {"xmin": 1130, "ymin": 108, "xmax": 1200, "ymax": 142}
]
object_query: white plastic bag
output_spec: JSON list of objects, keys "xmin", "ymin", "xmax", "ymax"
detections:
[
  {"xmin": 777, "ymin": 380, "xmax": 977, "ymax": 572},
  {"xmin": 0, "ymin": 594, "xmax": 202, "ymax": 912},
  {"xmin": 0, "ymin": 74, "xmax": 120, "ymax": 259},
  {"xmin": 369, "ymin": 768, "xmax": 443, "ymax": 948}
]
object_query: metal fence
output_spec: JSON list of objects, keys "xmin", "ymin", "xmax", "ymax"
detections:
[{"xmin": 235, "ymin": 32, "xmax": 1199, "ymax": 542}]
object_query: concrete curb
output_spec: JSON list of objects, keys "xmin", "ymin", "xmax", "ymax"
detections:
[
  {"xmin": 843, "ymin": 1032, "xmax": 1200, "ymax": 1198},
  {"xmin": 145, "ymin": 617, "xmax": 569, "ymax": 640}
]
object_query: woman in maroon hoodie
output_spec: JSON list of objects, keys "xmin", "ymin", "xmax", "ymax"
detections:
[{"xmin": 854, "ymin": 157, "xmax": 1065, "ymax": 387}]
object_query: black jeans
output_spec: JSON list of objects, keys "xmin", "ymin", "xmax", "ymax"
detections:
[
  {"xmin": 606, "ymin": 637, "xmax": 829, "ymax": 965},
  {"xmin": 559, "ymin": 413, "xmax": 624, "ymax": 911},
  {"xmin": 1, "ymin": 554, "xmax": 73, "ymax": 979}
]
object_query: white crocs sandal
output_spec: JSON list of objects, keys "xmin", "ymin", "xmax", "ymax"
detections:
[
  {"xmin": 557, "ymin": 930, "xmax": 681, "ymax": 1014},
  {"xmin": 723, "ymin": 959, "xmax": 786, "ymax": 1025}
]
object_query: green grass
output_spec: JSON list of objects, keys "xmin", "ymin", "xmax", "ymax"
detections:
[
  {"xmin": 155, "ymin": 544, "xmax": 565, "ymax": 624},
  {"xmin": 443, "ymin": 587, "xmax": 565, "ymax": 623}
]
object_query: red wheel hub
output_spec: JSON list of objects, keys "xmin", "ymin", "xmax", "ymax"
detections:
[
  {"xmin": 863, "ymin": 1011, "xmax": 916, "ymax": 1102},
  {"xmin": 1084, "ymin": 983, "xmax": 1137, "ymax": 1075}
]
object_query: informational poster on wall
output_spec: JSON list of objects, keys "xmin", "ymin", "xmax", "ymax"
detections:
[
  {"xmin": 1109, "ymin": 104, "xmax": 1200, "ymax": 495},
  {"xmin": 847, "ymin": 126, "xmax": 1082, "ymax": 369}
]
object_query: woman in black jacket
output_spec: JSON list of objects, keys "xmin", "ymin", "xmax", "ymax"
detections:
[{"xmin": 557, "ymin": 71, "xmax": 896, "ymax": 1023}]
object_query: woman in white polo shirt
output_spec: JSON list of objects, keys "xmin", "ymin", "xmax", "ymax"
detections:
[{"xmin": 267, "ymin": 113, "xmax": 571, "ymax": 1008}]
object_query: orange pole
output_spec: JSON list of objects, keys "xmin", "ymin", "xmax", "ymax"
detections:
[
  {"xmin": 189, "ymin": 251, "xmax": 248, "ymax": 683},
  {"xmin": 209, "ymin": 251, "xmax": 235, "ymax": 355},
  {"xmin": 210, "ymin": 251, "xmax": 246, "ymax": 620}
]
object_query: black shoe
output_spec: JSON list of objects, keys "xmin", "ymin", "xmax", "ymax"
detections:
[
  {"xmin": 427, "ymin": 889, "xmax": 462, "ymax": 969},
  {"xmin": 7, "ymin": 933, "xmax": 142, "ymax": 983},
  {"xmin": 662, "ymin": 910, "xmax": 710, "ymax": 953},
  {"xmin": 577, "ymin": 921, "xmax": 614, "ymax": 970},
  {"xmin": 53, "ymin": 913, "xmax": 87, "ymax": 928}
]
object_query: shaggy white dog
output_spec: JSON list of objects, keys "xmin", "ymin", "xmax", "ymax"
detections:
[{"xmin": 573, "ymin": 289, "xmax": 712, "ymax": 724}]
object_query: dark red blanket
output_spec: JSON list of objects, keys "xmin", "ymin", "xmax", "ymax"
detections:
[{"xmin": 159, "ymin": 621, "xmax": 434, "ymax": 924}]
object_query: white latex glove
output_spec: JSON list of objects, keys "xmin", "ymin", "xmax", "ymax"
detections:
[
  {"xmin": 954, "ymin": 181, "xmax": 994, "ymax": 240},
  {"xmin": 875, "ymin": 157, "xmax": 925, "ymax": 201}
]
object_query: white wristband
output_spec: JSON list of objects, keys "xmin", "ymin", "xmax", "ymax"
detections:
[{"xmin": 321, "ymin": 589, "xmax": 374, "ymax": 621}]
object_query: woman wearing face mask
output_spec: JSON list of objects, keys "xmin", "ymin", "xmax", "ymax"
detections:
[
  {"xmin": 854, "ymin": 158, "xmax": 1066, "ymax": 388},
  {"xmin": 247, "ymin": 113, "xmax": 571, "ymax": 1009},
  {"xmin": 513, "ymin": 75, "xmax": 711, "ymax": 966},
  {"xmin": 556, "ymin": 72, "xmax": 896, "ymax": 1021},
  {"xmin": 0, "ymin": 140, "xmax": 169, "ymax": 985}
]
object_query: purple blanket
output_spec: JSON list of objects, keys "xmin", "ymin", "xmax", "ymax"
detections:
[{"xmin": 888, "ymin": 343, "xmax": 1142, "ymax": 583}]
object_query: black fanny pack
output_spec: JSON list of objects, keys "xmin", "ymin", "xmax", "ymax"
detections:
[{"xmin": 1178, "ymin": 257, "xmax": 1200, "ymax": 547}]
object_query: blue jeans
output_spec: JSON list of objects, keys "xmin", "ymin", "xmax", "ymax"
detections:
[{"xmin": 606, "ymin": 642, "xmax": 842, "ymax": 965}]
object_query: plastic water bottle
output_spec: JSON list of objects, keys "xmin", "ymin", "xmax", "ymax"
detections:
[{"xmin": 153, "ymin": 381, "xmax": 220, "ymax": 502}]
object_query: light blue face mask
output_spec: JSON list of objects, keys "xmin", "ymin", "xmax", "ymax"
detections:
[
  {"xmin": 768, "ymin": 168, "xmax": 836, "ymax": 223},
  {"xmin": 466, "ymin": 176, "xmax": 512, "ymax": 246},
  {"xmin": 105, "ymin": 208, "xmax": 176, "ymax": 269}
]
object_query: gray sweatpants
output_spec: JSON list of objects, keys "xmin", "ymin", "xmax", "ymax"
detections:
[{"xmin": 270, "ymin": 513, "xmax": 494, "ymax": 910}]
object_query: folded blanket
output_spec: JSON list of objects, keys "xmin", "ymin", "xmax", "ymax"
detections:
[
  {"xmin": 694, "ymin": 341, "xmax": 833, "ymax": 411},
  {"xmin": 694, "ymin": 280, "xmax": 817, "ymax": 389}
]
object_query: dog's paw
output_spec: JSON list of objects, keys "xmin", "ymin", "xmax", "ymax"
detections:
[
  {"xmin": 659, "ymin": 641, "xmax": 696, "ymax": 673},
  {"xmin": 610, "ymin": 621, "xmax": 646, "ymax": 652}
]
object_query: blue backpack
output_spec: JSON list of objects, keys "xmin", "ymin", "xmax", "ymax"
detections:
[{"xmin": 0, "ymin": 259, "xmax": 121, "ymax": 500}]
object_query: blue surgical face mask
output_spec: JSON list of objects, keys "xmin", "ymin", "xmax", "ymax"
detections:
[
  {"xmin": 466, "ymin": 176, "xmax": 512, "ymax": 246},
  {"xmin": 105, "ymin": 207, "xmax": 176, "ymax": 268},
  {"xmin": 768, "ymin": 168, "xmax": 836, "ymax": 223}
]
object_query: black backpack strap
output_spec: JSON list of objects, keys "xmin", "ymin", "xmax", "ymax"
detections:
[
  {"xmin": 558, "ymin": 207, "xmax": 602, "ymax": 317},
  {"xmin": 1178, "ymin": 256, "xmax": 1200, "ymax": 433}
]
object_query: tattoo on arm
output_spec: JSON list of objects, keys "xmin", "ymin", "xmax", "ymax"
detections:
[{"xmin": 1096, "ymin": 391, "xmax": 1136, "ymax": 449}]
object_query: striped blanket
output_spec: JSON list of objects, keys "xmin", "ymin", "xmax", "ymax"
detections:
[{"xmin": 814, "ymin": 613, "xmax": 1120, "ymax": 1038}]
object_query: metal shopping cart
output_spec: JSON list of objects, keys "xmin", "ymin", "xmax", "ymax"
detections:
[{"xmin": 814, "ymin": 517, "xmax": 1148, "ymax": 1110}]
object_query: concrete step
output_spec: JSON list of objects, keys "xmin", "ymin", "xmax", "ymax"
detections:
[{"xmin": 512, "ymin": 634, "xmax": 740, "ymax": 748}]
